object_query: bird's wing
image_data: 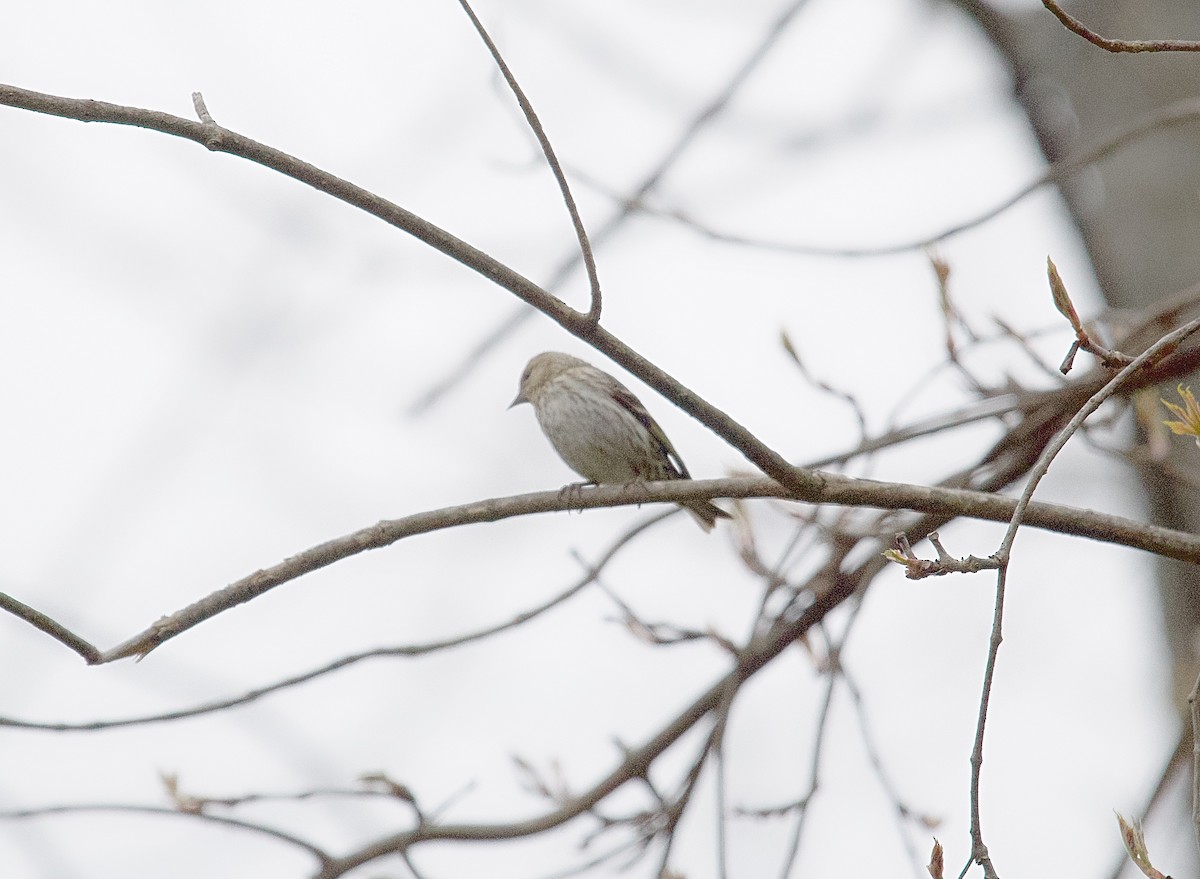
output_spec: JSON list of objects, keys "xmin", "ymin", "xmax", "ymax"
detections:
[{"xmin": 609, "ymin": 386, "xmax": 691, "ymax": 480}]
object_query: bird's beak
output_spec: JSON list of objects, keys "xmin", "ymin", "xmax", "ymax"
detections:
[{"xmin": 508, "ymin": 392, "xmax": 527, "ymax": 409}]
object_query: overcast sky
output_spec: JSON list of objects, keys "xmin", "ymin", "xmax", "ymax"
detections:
[{"xmin": 0, "ymin": 1, "xmax": 1178, "ymax": 877}]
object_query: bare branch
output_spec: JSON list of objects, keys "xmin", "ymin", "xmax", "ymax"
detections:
[
  {"xmin": 885, "ymin": 532, "xmax": 1001, "ymax": 580},
  {"xmin": 190, "ymin": 90, "xmax": 213, "ymax": 124},
  {"xmin": 772, "ymin": 633, "xmax": 843, "ymax": 877},
  {"xmin": 455, "ymin": 0, "xmax": 602, "ymax": 322},
  {"xmin": 781, "ymin": 329, "xmax": 868, "ymax": 443},
  {"xmin": 1042, "ymin": 0, "xmax": 1200, "ymax": 53},
  {"xmin": 625, "ymin": 99, "xmax": 1200, "ymax": 257},
  {"xmin": 963, "ymin": 317, "xmax": 1200, "ymax": 878},
  {"xmin": 0, "ymin": 592, "xmax": 100, "ymax": 663},
  {"xmin": 407, "ymin": 0, "xmax": 815, "ymax": 413},
  {"xmin": 998, "ymin": 316, "xmax": 1200, "ymax": 563},
  {"xmin": 0, "ymin": 521, "xmax": 626, "ymax": 729},
  {"xmin": 0, "ymin": 82, "xmax": 823, "ymax": 508},
  {"xmin": 3, "ymin": 465, "xmax": 1200, "ymax": 664},
  {"xmin": 312, "ymin": 570, "xmax": 859, "ymax": 878},
  {"xmin": 1, "ymin": 802, "xmax": 332, "ymax": 865},
  {"xmin": 161, "ymin": 776, "xmax": 420, "ymax": 814},
  {"xmin": 1191, "ymin": 670, "xmax": 1200, "ymax": 861},
  {"xmin": 842, "ymin": 668, "xmax": 930, "ymax": 872}
]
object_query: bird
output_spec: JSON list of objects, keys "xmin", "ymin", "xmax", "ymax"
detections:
[{"xmin": 510, "ymin": 351, "xmax": 730, "ymax": 531}]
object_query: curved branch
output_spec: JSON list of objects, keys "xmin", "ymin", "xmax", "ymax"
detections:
[
  {"xmin": 395, "ymin": 0, "xmax": 816, "ymax": 415},
  {"xmin": 1000, "ymin": 322, "xmax": 1200, "ymax": 560},
  {"xmin": 0, "ymin": 515, "xmax": 663, "ymax": 730},
  {"xmin": 1, "ymin": 470, "xmax": 1196, "ymax": 665},
  {"xmin": 0, "ymin": 592, "xmax": 100, "ymax": 662},
  {"xmin": 962, "ymin": 317, "xmax": 1200, "ymax": 877},
  {"xmin": 0, "ymin": 81, "xmax": 821, "ymax": 517},
  {"xmin": 1041, "ymin": 0, "xmax": 1200, "ymax": 53},
  {"xmin": 3, "ymin": 802, "xmax": 331, "ymax": 865},
  {"xmin": 315, "ymin": 545, "xmax": 854, "ymax": 878},
  {"xmin": 455, "ymin": 0, "xmax": 602, "ymax": 321},
  {"xmin": 629, "ymin": 97, "xmax": 1200, "ymax": 256}
]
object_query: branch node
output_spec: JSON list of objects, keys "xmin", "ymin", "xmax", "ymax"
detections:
[
  {"xmin": 884, "ymin": 534, "xmax": 1001, "ymax": 580},
  {"xmin": 1049, "ymin": 256, "xmax": 1138, "ymax": 373},
  {"xmin": 190, "ymin": 91, "xmax": 224, "ymax": 150},
  {"xmin": 191, "ymin": 91, "xmax": 213, "ymax": 125}
]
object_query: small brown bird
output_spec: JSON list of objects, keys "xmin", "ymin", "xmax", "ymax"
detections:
[{"xmin": 510, "ymin": 351, "xmax": 729, "ymax": 531}]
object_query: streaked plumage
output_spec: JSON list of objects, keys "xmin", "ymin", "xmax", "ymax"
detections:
[{"xmin": 511, "ymin": 351, "xmax": 729, "ymax": 531}]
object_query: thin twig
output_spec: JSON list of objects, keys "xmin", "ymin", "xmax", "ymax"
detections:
[
  {"xmin": 191, "ymin": 91, "xmax": 214, "ymax": 124},
  {"xmin": 0, "ymin": 591, "xmax": 101, "ymax": 663},
  {"xmin": 781, "ymin": 329, "xmax": 868, "ymax": 443},
  {"xmin": 629, "ymin": 98, "xmax": 1200, "ymax": 257},
  {"xmin": 310, "ymin": 561, "xmax": 872, "ymax": 878},
  {"xmin": 843, "ymin": 669, "xmax": 928, "ymax": 877},
  {"xmin": 996, "ymin": 318, "xmax": 1200, "ymax": 562},
  {"xmin": 776, "ymin": 639, "xmax": 839, "ymax": 878},
  {"xmin": 407, "ymin": 0, "xmax": 815, "ymax": 413},
  {"xmin": 1191, "ymin": 670, "xmax": 1200, "ymax": 859},
  {"xmin": 0, "ymin": 81, "xmax": 826, "ymax": 515},
  {"xmin": 162, "ymin": 781, "xmax": 419, "ymax": 812},
  {"xmin": 655, "ymin": 685, "xmax": 738, "ymax": 878},
  {"xmin": 1042, "ymin": 0, "xmax": 1200, "ymax": 53},
  {"xmin": 964, "ymin": 316, "xmax": 1200, "ymax": 878},
  {"xmin": 965, "ymin": 566, "xmax": 1004, "ymax": 878},
  {"xmin": 455, "ymin": 0, "xmax": 602, "ymax": 321},
  {"xmin": 531, "ymin": 836, "xmax": 653, "ymax": 879},
  {"xmin": 0, "ymin": 513, "xmax": 662, "ymax": 728},
  {"xmin": 2, "ymin": 802, "xmax": 331, "ymax": 865},
  {"xmin": 715, "ymin": 714, "xmax": 730, "ymax": 879}
]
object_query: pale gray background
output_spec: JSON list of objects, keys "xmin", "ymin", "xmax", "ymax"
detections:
[{"xmin": 0, "ymin": 1, "xmax": 1174, "ymax": 877}]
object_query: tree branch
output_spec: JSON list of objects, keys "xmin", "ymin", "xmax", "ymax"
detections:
[
  {"xmin": 314, "ymin": 587, "xmax": 845, "ymax": 878},
  {"xmin": 454, "ymin": 0, "xmax": 602, "ymax": 321},
  {"xmin": 623, "ymin": 97, "xmax": 1200, "ymax": 256},
  {"xmin": 1041, "ymin": 0, "xmax": 1200, "ymax": 53},
  {"xmin": 0, "ymin": 515, "xmax": 662, "ymax": 729},
  {"xmin": 0, "ymin": 82, "xmax": 822, "ymax": 513},
  {"xmin": 964, "ymin": 316, "xmax": 1200, "ymax": 878},
  {"xmin": 1, "ymin": 802, "xmax": 332, "ymax": 865},
  {"xmin": 2, "ymin": 471, "xmax": 1197, "ymax": 665},
  {"xmin": 406, "ymin": 0, "xmax": 814, "ymax": 413}
]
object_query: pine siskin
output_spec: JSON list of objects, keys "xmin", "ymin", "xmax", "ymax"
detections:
[{"xmin": 510, "ymin": 351, "xmax": 730, "ymax": 531}]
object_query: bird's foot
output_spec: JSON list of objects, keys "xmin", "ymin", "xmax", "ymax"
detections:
[
  {"xmin": 619, "ymin": 479, "xmax": 654, "ymax": 507},
  {"xmin": 558, "ymin": 481, "xmax": 596, "ymax": 511}
]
